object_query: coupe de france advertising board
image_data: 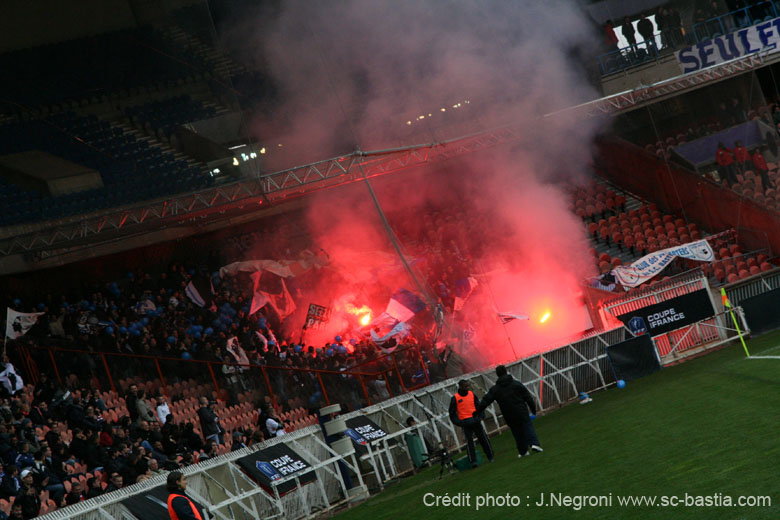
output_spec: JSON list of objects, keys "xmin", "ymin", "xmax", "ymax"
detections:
[{"xmin": 615, "ymin": 289, "xmax": 715, "ymax": 337}]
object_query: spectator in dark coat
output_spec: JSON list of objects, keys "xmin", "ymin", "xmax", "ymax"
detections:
[
  {"xmin": 28, "ymin": 401, "xmax": 50, "ymax": 427},
  {"xmin": 0, "ymin": 464, "xmax": 20, "ymax": 500},
  {"xmin": 637, "ymin": 12, "xmax": 656, "ymax": 53},
  {"xmin": 621, "ymin": 16, "xmax": 637, "ymax": 55},
  {"xmin": 17, "ymin": 470, "xmax": 40, "ymax": 519},
  {"xmin": 197, "ymin": 398, "xmax": 223, "ymax": 445},
  {"xmin": 64, "ymin": 480, "xmax": 85, "ymax": 505},
  {"xmin": 85, "ymin": 477, "xmax": 104, "ymax": 499},
  {"xmin": 32, "ymin": 374, "xmax": 56, "ymax": 405},
  {"xmin": 125, "ymin": 385, "xmax": 139, "ymax": 424},
  {"xmin": 474, "ymin": 365, "xmax": 542, "ymax": 458}
]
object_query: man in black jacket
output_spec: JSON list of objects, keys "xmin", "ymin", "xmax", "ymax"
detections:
[
  {"xmin": 475, "ymin": 365, "xmax": 542, "ymax": 458},
  {"xmin": 448, "ymin": 380, "xmax": 494, "ymax": 467},
  {"xmin": 197, "ymin": 398, "xmax": 223, "ymax": 445}
]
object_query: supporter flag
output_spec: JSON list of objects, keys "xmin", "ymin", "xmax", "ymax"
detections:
[
  {"xmin": 249, "ymin": 271, "xmax": 296, "ymax": 319},
  {"xmin": 249, "ymin": 272, "xmax": 270, "ymax": 315},
  {"xmin": 0, "ymin": 362, "xmax": 23, "ymax": 395},
  {"xmin": 267, "ymin": 328, "xmax": 280, "ymax": 351},
  {"xmin": 255, "ymin": 330, "xmax": 269, "ymax": 350},
  {"xmin": 5, "ymin": 308, "xmax": 44, "ymax": 340},
  {"xmin": 185, "ymin": 275, "xmax": 215, "ymax": 310},
  {"xmin": 385, "ymin": 289, "xmax": 426, "ymax": 322},
  {"xmin": 226, "ymin": 336, "xmax": 250, "ymax": 370},
  {"xmin": 453, "ymin": 277, "xmax": 478, "ymax": 311},
  {"xmin": 497, "ymin": 312, "xmax": 529, "ymax": 324},
  {"xmin": 219, "ymin": 250, "xmax": 330, "ymax": 279},
  {"xmin": 370, "ymin": 321, "xmax": 411, "ymax": 352},
  {"xmin": 135, "ymin": 299, "xmax": 157, "ymax": 315}
]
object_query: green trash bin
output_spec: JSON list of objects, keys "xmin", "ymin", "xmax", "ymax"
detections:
[{"xmin": 454, "ymin": 450, "xmax": 485, "ymax": 471}]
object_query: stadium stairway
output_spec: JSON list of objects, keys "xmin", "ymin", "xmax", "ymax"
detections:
[
  {"xmin": 110, "ymin": 120, "xmax": 208, "ymax": 179},
  {"xmin": 164, "ymin": 25, "xmax": 246, "ymax": 80}
]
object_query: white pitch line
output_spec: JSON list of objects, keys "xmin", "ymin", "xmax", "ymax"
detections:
[
  {"xmin": 751, "ymin": 344, "xmax": 780, "ymax": 357},
  {"xmin": 746, "ymin": 355, "xmax": 780, "ymax": 360}
]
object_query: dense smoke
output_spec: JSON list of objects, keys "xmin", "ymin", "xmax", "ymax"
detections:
[{"xmin": 234, "ymin": 0, "xmax": 606, "ymax": 367}]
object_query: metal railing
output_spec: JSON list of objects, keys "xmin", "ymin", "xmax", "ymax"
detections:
[
  {"xmin": 597, "ymin": 0, "xmax": 780, "ymax": 76},
  {"xmin": 36, "ymin": 326, "xmax": 628, "ymax": 520},
  {"xmin": 692, "ymin": 1, "xmax": 778, "ymax": 43},
  {"xmin": 17, "ymin": 341, "xmax": 432, "ymax": 415}
]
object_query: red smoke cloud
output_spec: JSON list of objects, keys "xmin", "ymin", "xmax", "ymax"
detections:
[{"xmin": 228, "ymin": 0, "xmax": 606, "ymax": 367}]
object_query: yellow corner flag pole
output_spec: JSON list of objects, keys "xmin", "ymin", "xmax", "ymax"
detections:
[{"xmin": 721, "ymin": 288, "xmax": 750, "ymax": 357}]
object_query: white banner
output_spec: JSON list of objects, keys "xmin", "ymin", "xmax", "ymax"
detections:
[
  {"xmin": 613, "ymin": 239, "xmax": 715, "ymax": 288},
  {"xmin": 5, "ymin": 308, "xmax": 44, "ymax": 340},
  {"xmin": 676, "ymin": 17, "xmax": 780, "ymax": 74}
]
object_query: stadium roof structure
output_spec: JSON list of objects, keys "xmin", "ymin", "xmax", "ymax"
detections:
[
  {"xmin": 0, "ymin": 123, "xmax": 524, "ymax": 272},
  {"xmin": 552, "ymin": 50, "xmax": 774, "ymax": 119},
  {"xmin": 1, "ymin": 49, "xmax": 774, "ymax": 273}
]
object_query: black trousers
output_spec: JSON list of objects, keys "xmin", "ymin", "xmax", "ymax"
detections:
[
  {"xmin": 507, "ymin": 419, "xmax": 539, "ymax": 455},
  {"xmin": 461, "ymin": 422, "xmax": 494, "ymax": 463}
]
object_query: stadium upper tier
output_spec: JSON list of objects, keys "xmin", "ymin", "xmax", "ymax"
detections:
[
  {"xmin": 0, "ymin": 112, "xmax": 210, "ymax": 226},
  {"xmin": 0, "ymin": 27, "xmax": 216, "ymax": 113}
]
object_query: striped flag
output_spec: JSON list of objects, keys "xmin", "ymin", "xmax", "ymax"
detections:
[
  {"xmin": 385, "ymin": 289, "xmax": 426, "ymax": 322},
  {"xmin": 185, "ymin": 275, "xmax": 215, "ymax": 310}
]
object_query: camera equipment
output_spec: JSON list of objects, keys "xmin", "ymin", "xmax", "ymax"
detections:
[{"xmin": 434, "ymin": 441, "xmax": 456, "ymax": 479}]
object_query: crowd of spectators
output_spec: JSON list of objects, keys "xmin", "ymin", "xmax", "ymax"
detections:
[{"xmin": 2, "ymin": 215, "xmax": 472, "ymax": 517}]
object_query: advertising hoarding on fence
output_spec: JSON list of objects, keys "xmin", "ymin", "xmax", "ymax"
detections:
[
  {"xmin": 740, "ymin": 287, "xmax": 780, "ymax": 334},
  {"xmin": 606, "ymin": 335, "xmax": 662, "ymax": 382},
  {"xmin": 235, "ymin": 443, "xmax": 316, "ymax": 495},
  {"xmin": 614, "ymin": 289, "xmax": 715, "ymax": 337},
  {"xmin": 344, "ymin": 416, "xmax": 389, "ymax": 456}
]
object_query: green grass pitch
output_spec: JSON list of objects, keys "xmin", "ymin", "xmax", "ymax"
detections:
[{"xmin": 335, "ymin": 332, "xmax": 780, "ymax": 519}]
